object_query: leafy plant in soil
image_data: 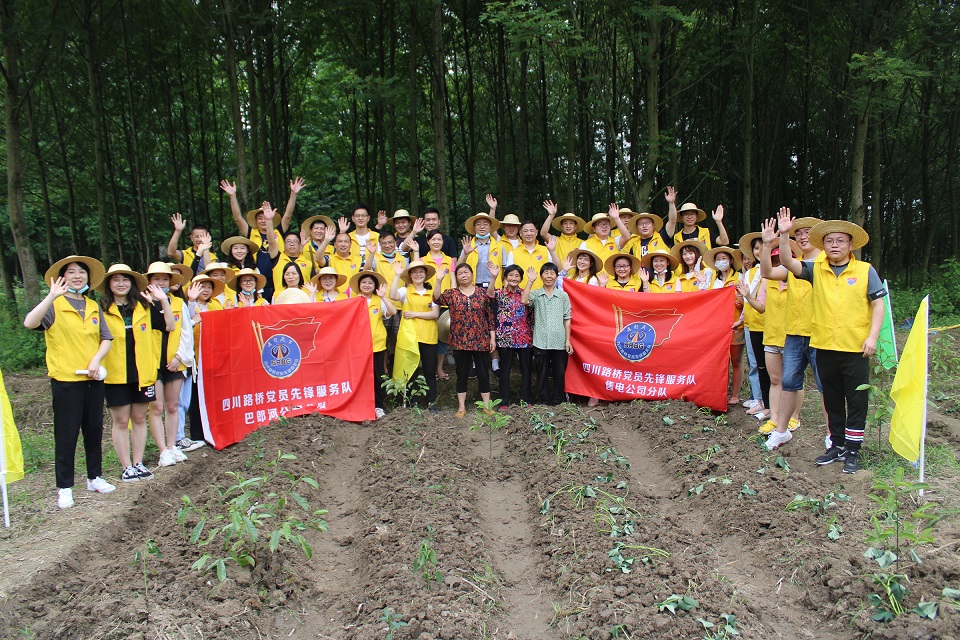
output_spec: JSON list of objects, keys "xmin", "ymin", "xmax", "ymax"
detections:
[
  {"xmin": 785, "ymin": 492, "xmax": 849, "ymax": 516},
  {"xmin": 177, "ymin": 451, "xmax": 328, "ymax": 582},
  {"xmin": 470, "ymin": 398, "xmax": 509, "ymax": 459},
  {"xmin": 131, "ymin": 538, "xmax": 161, "ymax": 600},
  {"xmin": 380, "ymin": 608, "xmax": 408, "ymax": 639},
  {"xmin": 412, "ymin": 525, "xmax": 441, "ymax": 589},
  {"xmin": 382, "ymin": 373, "xmax": 429, "ymax": 408},
  {"xmin": 656, "ymin": 593, "xmax": 699, "ymax": 614},
  {"xmin": 698, "ymin": 613, "xmax": 740, "ymax": 639}
]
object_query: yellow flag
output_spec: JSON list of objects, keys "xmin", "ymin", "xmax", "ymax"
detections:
[
  {"xmin": 0, "ymin": 369, "xmax": 25, "ymax": 483},
  {"xmin": 889, "ymin": 297, "xmax": 928, "ymax": 463},
  {"xmin": 392, "ymin": 308, "xmax": 421, "ymax": 384}
]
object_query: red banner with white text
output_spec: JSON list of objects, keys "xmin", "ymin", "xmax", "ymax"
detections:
[
  {"xmin": 564, "ymin": 280, "xmax": 734, "ymax": 411},
  {"xmin": 198, "ymin": 298, "xmax": 375, "ymax": 449}
]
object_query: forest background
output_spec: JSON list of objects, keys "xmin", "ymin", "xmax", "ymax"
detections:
[{"xmin": 1, "ymin": 0, "xmax": 959, "ymax": 368}]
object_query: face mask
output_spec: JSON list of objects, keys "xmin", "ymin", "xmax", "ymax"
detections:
[
  {"xmin": 381, "ymin": 251, "xmax": 396, "ymax": 260},
  {"xmin": 160, "ymin": 287, "xmax": 170, "ymax": 294},
  {"xmin": 475, "ymin": 233, "xmax": 490, "ymax": 240},
  {"xmin": 67, "ymin": 285, "xmax": 89, "ymax": 295},
  {"xmin": 715, "ymin": 259, "xmax": 730, "ymax": 271}
]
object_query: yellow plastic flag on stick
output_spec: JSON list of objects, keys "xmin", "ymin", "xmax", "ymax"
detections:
[
  {"xmin": 392, "ymin": 309, "xmax": 421, "ymax": 384},
  {"xmin": 888, "ymin": 296, "xmax": 928, "ymax": 469},
  {"xmin": 0, "ymin": 369, "xmax": 25, "ymax": 528}
]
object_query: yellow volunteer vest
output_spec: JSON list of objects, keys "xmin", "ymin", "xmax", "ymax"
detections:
[
  {"xmin": 316, "ymin": 291, "xmax": 349, "ymax": 303},
  {"xmin": 44, "ymin": 296, "xmax": 105, "ymax": 382},
  {"xmin": 329, "ymin": 253, "xmax": 363, "ymax": 292},
  {"xmin": 272, "ymin": 254, "xmax": 314, "ymax": 293},
  {"xmin": 606, "ymin": 275, "xmax": 642, "ymax": 292},
  {"xmin": 583, "ymin": 236, "xmax": 619, "ymax": 261},
  {"xmin": 424, "ymin": 253, "xmax": 454, "ymax": 292},
  {"xmin": 349, "ymin": 229, "xmax": 380, "ymax": 252},
  {"xmin": 675, "ymin": 271, "xmax": 701, "ymax": 292},
  {"xmin": 630, "ymin": 234, "xmax": 668, "ymax": 259},
  {"xmin": 743, "ymin": 266, "xmax": 765, "ymax": 332},
  {"xmin": 511, "ymin": 243, "xmax": 550, "ymax": 289},
  {"xmin": 365, "ymin": 295, "xmax": 388, "ymax": 352},
  {"xmin": 810, "ymin": 258, "xmax": 872, "ymax": 352},
  {"xmin": 554, "ymin": 234, "xmax": 582, "ymax": 266},
  {"xmin": 228, "ymin": 293, "xmax": 268, "ymax": 308},
  {"xmin": 403, "ymin": 288, "xmax": 438, "ymax": 344},
  {"xmin": 673, "ymin": 227, "xmax": 712, "ymax": 250},
  {"xmin": 180, "ymin": 247, "xmax": 217, "ymax": 271},
  {"xmin": 648, "ymin": 277, "xmax": 677, "ymax": 293},
  {"xmin": 375, "ymin": 254, "xmax": 406, "ymax": 288},
  {"xmin": 785, "ymin": 253, "xmax": 823, "ymax": 337},
  {"xmin": 248, "ymin": 227, "xmax": 282, "ymax": 257},
  {"xmin": 763, "ymin": 280, "xmax": 788, "ymax": 348},
  {"xmin": 464, "ymin": 238, "xmax": 507, "ymax": 287},
  {"xmin": 300, "ymin": 241, "xmax": 333, "ymax": 268},
  {"xmin": 153, "ymin": 296, "xmax": 187, "ymax": 371},
  {"xmin": 103, "ymin": 302, "xmax": 158, "ymax": 387},
  {"xmin": 710, "ymin": 269, "xmax": 738, "ymax": 289}
]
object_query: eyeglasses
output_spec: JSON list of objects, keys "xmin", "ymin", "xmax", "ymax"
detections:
[{"xmin": 823, "ymin": 238, "xmax": 849, "ymax": 246}]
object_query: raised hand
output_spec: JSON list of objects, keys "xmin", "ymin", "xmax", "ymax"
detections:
[
  {"xmin": 543, "ymin": 200, "xmax": 558, "ymax": 217},
  {"xmin": 664, "ymin": 186, "xmax": 677, "ymax": 205},
  {"xmin": 777, "ymin": 207, "xmax": 794, "ymax": 234},
  {"xmin": 337, "ymin": 217, "xmax": 350, "ymax": 233},
  {"xmin": 171, "ymin": 212, "xmax": 186, "ymax": 232},
  {"xmin": 219, "ymin": 179, "xmax": 237, "ymax": 196},
  {"xmin": 393, "ymin": 260, "xmax": 405, "ymax": 275},
  {"xmin": 487, "ymin": 261, "xmax": 500, "ymax": 278},
  {"xmin": 47, "ymin": 276, "xmax": 70, "ymax": 298},
  {"xmin": 304, "ymin": 281, "xmax": 317, "ymax": 296},
  {"xmin": 597, "ymin": 271, "xmax": 609, "ymax": 286},
  {"xmin": 608, "ymin": 202, "xmax": 620, "ymax": 218},
  {"xmin": 435, "ymin": 265, "xmax": 448, "ymax": 284},
  {"xmin": 760, "ymin": 217, "xmax": 778, "ymax": 244},
  {"xmin": 289, "ymin": 176, "xmax": 306, "ymax": 194},
  {"xmin": 376, "ymin": 283, "xmax": 388, "ymax": 297},
  {"xmin": 563, "ymin": 255, "xmax": 574, "ymax": 273},
  {"xmin": 261, "ymin": 201, "xmax": 276, "ymax": 221},
  {"xmin": 485, "ymin": 193, "xmax": 498, "ymax": 210},
  {"xmin": 377, "ymin": 210, "xmax": 388, "ymax": 227},
  {"xmin": 186, "ymin": 281, "xmax": 203, "ymax": 302},
  {"xmin": 324, "ymin": 225, "xmax": 336, "ymax": 243},
  {"xmin": 526, "ymin": 266, "xmax": 537, "ymax": 283},
  {"xmin": 712, "ymin": 204, "xmax": 724, "ymax": 222},
  {"xmin": 461, "ymin": 236, "xmax": 474, "ymax": 255},
  {"xmin": 545, "ymin": 234, "xmax": 557, "ymax": 251},
  {"xmin": 639, "ymin": 267, "xmax": 650, "ymax": 284},
  {"xmin": 694, "ymin": 257, "xmax": 707, "ymax": 283},
  {"xmin": 300, "ymin": 229, "xmax": 308, "ymax": 246},
  {"xmin": 412, "ymin": 217, "xmax": 426, "ymax": 235},
  {"xmin": 365, "ymin": 240, "xmax": 377, "ymax": 255}
]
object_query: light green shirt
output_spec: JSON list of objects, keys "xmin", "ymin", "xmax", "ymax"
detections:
[{"xmin": 528, "ymin": 287, "xmax": 571, "ymax": 350}]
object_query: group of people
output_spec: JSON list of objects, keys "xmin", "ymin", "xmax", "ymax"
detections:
[{"xmin": 28, "ymin": 178, "xmax": 885, "ymax": 510}]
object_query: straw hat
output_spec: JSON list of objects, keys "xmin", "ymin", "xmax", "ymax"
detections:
[
  {"xmin": 566, "ymin": 248, "xmax": 602, "ymax": 271},
  {"xmin": 583, "ymin": 212, "xmax": 614, "ymax": 235},
  {"xmin": 770, "ymin": 239, "xmax": 802, "ymax": 258},
  {"xmin": 670, "ymin": 240, "xmax": 708, "ymax": 263},
  {"xmin": 168, "ymin": 263, "xmax": 193, "ymax": 287},
  {"xmin": 703, "ymin": 246, "xmax": 743, "ymax": 272},
  {"xmin": 500, "ymin": 214, "xmax": 522, "ymax": 226},
  {"xmin": 399, "ymin": 260, "xmax": 437, "ymax": 285},
  {"xmin": 640, "ymin": 248, "xmax": 680, "ymax": 272},
  {"xmin": 464, "ymin": 212, "xmax": 500, "ymax": 234},
  {"xmin": 349, "ymin": 269, "xmax": 387, "ymax": 292},
  {"xmin": 189, "ymin": 274, "xmax": 225, "ymax": 298},
  {"xmin": 551, "ymin": 212, "xmax": 586, "ymax": 233},
  {"xmin": 220, "ymin": 236, "xmax": 259, "ymax": 255},
  {"xmin": 808, "ymin": 220, "xmax": 869, "ymax": 251},
  {"xmin": 791, "ymin": 217, "xmax": 823, "ymax": 232},
  {"xmin": 738, "ymin": 232, "xmax": 762, "ymax": 259},
  {"xmin": 388, "ymin": 209, "xmax": 415, "ymax": 225},
  {"xmin": 627, "ymin": 212, "xmax": 664, "ymax": 234},
  {"xmin": 245, "ymin": 208, "xmax": 265, "ymax": 228},
  {"xmin": 273, "ymin": 288, "xmax": 311, "ymax": 305},
  {"xmin": 201, "ymin": 262, "xmax": 230, "ymax": 279},
  {"xmin": 677, "ymin": 202, "xmax": 707, "ymax": 223},
  {"xmin": 311, "ymin": 266, "xmax": 347, "ymax": 289},
  {"xmin": 227, "ymin": 268, "xmax": 266, "ymax": 291},
  {"xmin": 144, "ymin": 261, "xmax": 184, "ymax": 288},
  {"xmin": 603, "ymin": 252, "xmax": 642, "ymax": 276},
  {"xmin": 617, "ymin": 207, "xmax": 638, "ymax": 223},
  {"xmin": 97, "ymin": 264, "xmax": 148, "ymax": 294},
  {"xmin": 300, "ymin": 215, "xmax": 335, "ymax": 235},
  {"xmin": 437, "ymin": 310, "xmax": 450, "ymax": 343},
  {"xmin": 45, "ymin": 256, "xmax": 106, "ymax": 289}
]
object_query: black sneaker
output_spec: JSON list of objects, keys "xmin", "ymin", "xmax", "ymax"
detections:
[
  {"xmin": 842, "ymin": 450, "xmax": 860, "ymax": 474},
  {"xmin": 815, "ymin": 446, "xmax": 847, "ymax": 465},
  {"xmin": 135, "ymin": 462, "xmax": 154, "ymax": 480},
  {"xmin": 121, "ymin": 466, "xmax": 141, "ymax": 483}
]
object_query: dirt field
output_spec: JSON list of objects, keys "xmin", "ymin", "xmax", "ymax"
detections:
[{"xmin": 0, "ymin": 372, "xmax": 958, "ymax": 640}]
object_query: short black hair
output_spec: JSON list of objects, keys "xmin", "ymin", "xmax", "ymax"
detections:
[
  {"xmin": 423, "ymin": 207, "xmax": 440, "ymax": 217},
  {"xmin": 540, "ymin": 262, "xmax": 559, "ymax": 276},
  {"xmin": 379, "ymin": 231, "xmax": 396, "ymax": 241},
  {"xmin": 283, "ymin": 230, "xmax": 300, "ymax": 241},
  {"xmin": 352, "ymin": 204, "xmax": 370, "ymax": 216},
  {"xmin": 503, "ymin": 265, "xmax": 524, "ymax": 279}
]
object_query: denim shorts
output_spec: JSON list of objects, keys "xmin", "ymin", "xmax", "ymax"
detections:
[{"xmin": 781, "ymin": 334, "xmax": 822, "ymax": 392}]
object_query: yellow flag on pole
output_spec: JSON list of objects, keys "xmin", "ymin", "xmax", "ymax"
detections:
[
  {"xmin": 392, "ymin": 309, "xmax": 421, "ymax": 384},
  {"xmin": 0, "ymin": 369, "xmax": 24, "ymax": 484},
  {"xmin": 888, "ymin": 296, "xmax": 928, "ymax": 463}
]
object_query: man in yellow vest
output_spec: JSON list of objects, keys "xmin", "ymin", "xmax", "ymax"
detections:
[
  {"xmin": 539, "ymin": 201, "xmax": 585, "ymax": 267},
  {"xmin": 167, "ymin": 213, "xmax": 216, "ymax": 275},
  {"xmin": 776, "ymin": 212, "xmax": 886, "ymax": 474},
  {"xmin": 663, "ymin": 186, "xmax": 730, "ymax": 250},
  {"xmin": 262, "ymin": 202, "xmax": 316, "ymax": 293}
]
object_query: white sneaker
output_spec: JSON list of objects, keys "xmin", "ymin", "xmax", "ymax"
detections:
[
  {"xmin": 375, "ymin": 407, "xmax": 385, "ymax": 419},
  {"xmin": 172, "ymin": 447, "xmax": 188, "ymax": 463},
  {"xmin": 176, "ymin": 437, "xmax": 205, "ymax": 452},
  {"xmin": 742, "ymin": 399, "xmax": 753, "ymax": 408},
  {"xmin": 765, "ymin": 430, "xmax": 793, "ymax": 450},
  {"xmin": 86, "ymin": 476, "xmax": 116, "ymax": 494},
  {"xmin": 158, "ymin": 449, "xmax": 178, "ymax": 467},
  {"xmin": 57, "ymin": 488, "xmax": 74, "ymax": 509}
]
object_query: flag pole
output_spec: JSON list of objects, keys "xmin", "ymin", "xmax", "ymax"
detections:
[
  {"xmin": 918, "ymin": 295, "xmax": 929, "ymax": 498},
  {"xmin": 0, "ymin": 403, "xmax": 8, "ymax": 527}
]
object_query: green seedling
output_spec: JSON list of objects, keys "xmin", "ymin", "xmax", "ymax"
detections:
[
  {"xmin": 382, "ymin": 373, "xmax": 428, "ymax": 408},
  {"xmin": 867, "ymin": 572, "xmax": 908, "ymax": 621},
  {"xmin": 607, "ymin": 541, "xmax": 669, "ymax": 573},
  {"xmin": 656, "ymin": 593, "xmax": 698, "ymax": 614},
  {"xmin": 739, "ymin": 484, "xmax": 756, "ymax": 499},
  {"xmin": 826, "ymin": 514, "xmax": 843, "ymax": 540},
  {"xmin": 687, "ymin": 476, "xmax": 732, "ymax": 496},
  {"xmin": 381, "ymin": 608, "xmax": 409, "ymax": 640},
  {"xmin": 131, "ymin": 538, "xmax": 161, "ymax": 600},
  {"xmin": 412, "ymin": 525, "xmax": 441, "ymax": 589},
  {"xmin": 943, "ymin": 587, "xmax": 960, "ymax": 611},
  {"xmin": 685, "ymin": 444, "xmax": 721, "ymax": 462},
  {"xmin": 785, "ymin": 492, "xmax": 849, "ymax": 516},
  {"xmin": 610, "ymin": 623, "xmax": 633, "ymax": 638},
  {"xmin": 471, "ymin": 399, "xmax": 509, "ymax": 459},
  {"xmin": 599, "ymin": 447, "xmax": 630, "ymax": 470},
  {"xmin": 912, "ymin": 600, "xmax": 938, "ymax": 620},
  {"xmin": 698, "ymin": 613, "xmax": 739, "ymax": 639},
  {"xmin": 774, "ymin": 456, "xmax": 790, "ymax": 472}
]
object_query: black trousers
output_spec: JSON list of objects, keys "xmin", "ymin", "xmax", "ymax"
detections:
[
  {"xmin": 750, "ymin": 329, "xmax": 771, "ymax": 408},
  {"xmin": 537, "ymin": 349, "xmax": 568, "ymax": 405},
  {"xmin": 816, "ymin": 349, "xmax": 869, "ymax": 451},
  {"xmin": 187, "ymin": 376, "xmax": 205, "ymax": 442},
  {"xmin": 373, "ymin": 350, "xmax": 387, "ymax": 409},
  {"xmin": 498, "ymin": 346, "xmax": 532, "ymax": 406},
  {"xmin": 453, "ymin": 350, "xmax": 491, "ymax": 394},
  {"xmin": 51, "ymin": 379, "xmax": 105, "ymax": 488},
  {"xmin": 417, "ymin": 342, "xmax": 437, "ymax": 406}
]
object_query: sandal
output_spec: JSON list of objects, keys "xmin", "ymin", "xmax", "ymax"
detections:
[
  {"xmin": 728, "ymin": 396, "xmax": 740, "ymax": 405},
  {"xmin": 455, "ymin": 409, "xmax": 466, "ymax": 419},
  {"xmin": 437, "ymin": 371, "xmax": 450, "ymax": 381}
]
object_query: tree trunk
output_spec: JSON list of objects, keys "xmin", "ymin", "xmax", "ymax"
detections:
[
  {"xmin": 516, "ymin": 50, "xmax": 529, "ymax": 213},
  {"xmin": 223, "ymin": 0, "xmax": 248, "ymax": 209},
  {"xmin": 870, "ymin": 116, "xmax": 882, "ymax": 272},
  {"xmin": 849, "ymin": 110, "xmax": 868, "ymax": 263},
  {"xmin": 25, "ymin": 91, "xmax": 54, "ymax": 263},
  {"xmin": 407, "ymin": 2, "xmax": 420, "ymax": 214},
  {"xmin": 81, "ymin": 0, "xmax": 111, "ymax": 261},
  {"xmin": 47, "ymin": 76, "xmax": 79, "ymax": 254},
  {"xmin": 429, "ymin": 1, "xmax": 448, "ymax": 219},
  {"xmin": 637, "ymin": 4, "xmax": 660, "ymax": 211},
  {"xmin": 741, "ymin": 0, "xmax": 756, "ymax": 232}
]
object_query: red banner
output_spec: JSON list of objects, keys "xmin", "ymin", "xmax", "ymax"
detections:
[
  {"xmin": 198, "ymin": 298, "xmax": 375, "ymax": 449},
  {"xmin": 564, "ymin": 280, "xmax": 734, "ymax": 411}
]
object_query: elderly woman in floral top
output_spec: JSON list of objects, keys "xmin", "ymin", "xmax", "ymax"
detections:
[
  {"xmin": 485, "ymin": 263, "xmax": 533, "ymax": 410},
  {"xmin": 434, "ymin": 263, "xmax": 496, "ymax": 418}
]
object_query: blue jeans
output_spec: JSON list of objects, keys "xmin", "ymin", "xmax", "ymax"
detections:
[
  {"xmin": 744, "ymin": 328, "xmax": 762, "ymax": 402},
  {"xmin": 781, "ymin": 335, "xmax": 822, "ymax": 392},
  {"xmin": 177, "ymin": 371, "xmax": 192, "ymax": 441}
]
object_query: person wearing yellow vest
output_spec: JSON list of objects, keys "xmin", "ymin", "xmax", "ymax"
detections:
[
  {"xmin": 310, "ymin": 267, "xmax": 349, "ymax": 303},
  {"xmin": 737, "ymin": 232, "xmax": 771, "ymax": 419},
  {"xmin": 664, "ymin": 187, "xmax": 730, "ymax": 250},
  {"xmin": 672, "ymin": 240, "xmax": 711, "ymax": 292},
  {"xmin": 224, "ymin": 269, "xmax": 269, "ymax": 308},
  {"xmin": 496, "ymin": 213, "xmax": 523, "ymax": 251},
  {"xmin": 221, "ymin": 236, "xmax": 258, "ymax": 275},
  {"xmin": 221, "ymin": 176, "xmax": 304, "ymax": 301},
  {"xmin": 24, "ymin": 256, "xmax": 114, "ymax": 509},
  {"xmin": 459, "ymin": 212, "xmax": 507, "ymax": 288},
  {"xmin": 100, "ymin": 265, "xmax": 175, "ymax": 483},
  {"xmin": 261, "ymin": 201, "xmax": 316, "ymax": 294},
  {"xmin": 638, "ymin": 249, "xmax": 679, "ymax": 293},
  {"xmin": 323, "ymin": 229, "xmax": 373, "ymax": 293},
  {"xmin": 181, "ymin": 274, "xmax": 222, "ymax": 451},
  {"xmin": 506, "ymin": 221, "xmax": 550, "ymax": 289},
  {"xmin": 144, "ymin": 262, "xmax": 194, "ymax": 469},
  {"xmin": 299, "ymin": 215, "xmax": 335, "ymax": 267},
  {"xmin": 389, "ymin": 260, "xmax": 441, "ymax": 411},
  {"xmin": 346, "ymin": 205, "xmax": 381, "ymax": 263},
  {"xmin": 560, "ymin": 248, "xmax": 601, "ymax": 285},
  {"xmin": 540, "ymin": 201, "xmax": 585, "ymax": 267},
  {"xmin": 350, "ymin": 270, "xmax": 397, "ymax": 419},
  {"xmin": 704, "ymin": 246, "xmax": 746, "ymax": 405},
  {"xmin": 628, "ymin": 212, "xmax": 670, "ymax": 259},
  {"xmin": 760, "ymin": 211, "xmax": 827, "ymax": 445},
  {"xmin": 777, "ymin": 214, "xmax": 885, "ymax": 473},
  {"xmin": 372, "ymin": 232, "xmax": 407, "ymax": 372},
  {"xmin": 580, "ymin": 204, "xmax": 631, "ymax": 259},
  {"xmin": 167, "ymin": 213, "xmax": 216, "ymax": 275},
  {"xmin": 599, "ymin": 253, "xmax": 643, "ymax": 291},
  {"xmin": 418, "ymin": 229, "xmax": 456, "ymax": 292}
]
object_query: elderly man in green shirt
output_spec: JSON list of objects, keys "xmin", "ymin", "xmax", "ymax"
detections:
[{"xmin": 522, "ymin": 261, "xmax": 573, "ymax": 405}]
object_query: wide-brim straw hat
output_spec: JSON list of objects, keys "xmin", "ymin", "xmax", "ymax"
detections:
[
  {"xmin": 791, "ymin": 217, "xmax": 823, "ymax": 232},
  {"xmin": 437, "ymin": 310, "xmax": 450, "ymax": 343},
  {"xmin": 703, "ymin": 246, "xmax": 743, "ymax": 272},
  {"xmin": 617, "ymin": 207, "xmax": 638, "ymax": 223},
  {"xmin": 465, "ymin": 213, "xmax": 500, "ymax": 234},
  {"xmin": 603, "ymin": 252, "xmax": 642, "ymax": 276},
  {"xmin": 678, "ymin": 202, "xmax": 707, "ymax": 223},
  {"xmin": 201, "ymin": 262, "xmax": 230, "ymax": 278},
  {"xmin": 670, "ymin": 240, "xmax": 708, "ymax": 262},
  {"xmin": 640, "ymin": 249, "xmax": 680, "ymax": 271},
  {"xmin": 551, "ymin": 212, "xmax": 586, "ymax": 233},
  {"xmin": 389, "ymin": 209, "xmax": 415, "ymax": 225},
  {"xmin": 273, "ymin": 288, "xmax": 312, "ymax": 305},
  {"xmin": 738, "ymin": 232, "xmax": 763, "ymax": 259},
  {"xmin": 245, "ymin": 208, "xmax": 265, "ymax": 228},
  {"xmin": 349, "ymin": 269, "xmax": 387, "ymax": 292},
  {"xmin": 400, "ymin": 260, "xmax": 437, "ymax": 285},
  {"xmin": 97, "ymin": 263, "xmax": 148, "ymax": 294},
  {"xmin": 227, "ymin": 268, "xmax": 266, "ymax": 291},
  {"xmin": 189, "ymin": 274, "xmax": 225, "ymax": 298},
  {"xmin": 300, "ymin": 215, "xmax": 336, "ymax": 235},
  {"xmin": 500, "ymin": 214, "xmax": 521, "ymax": 226},
  {"xmin": 566, "ymin": 248, "xmax": 602, "ymax": 271},
  {"xmin": 809, "ymin": 220, "xmax": 869, "ymax": 251},
  {"xmin": 583, "ymin": 212, "xmax": 613, "ymax": 235},
  {"xmin": 144, "ymin": 261, "xmax": 184, "ymax": 288},
  {"xmin": 312, "ymin": 266, "xmax": 347, "ymax": 289},
  {"xmin": 45, "ymin": 256, "xmax": 106, "ymax": 289},
  {"xmin": 221, "ymin": 236, "xmax": 260, "ymax": 255},
  {"xmin": 168, "ymin": 263, "xmax": 193, "ymax": 286},
  {"xmin": 627, "ymin": 212, "xmax": 664, "ymax": 234}
]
